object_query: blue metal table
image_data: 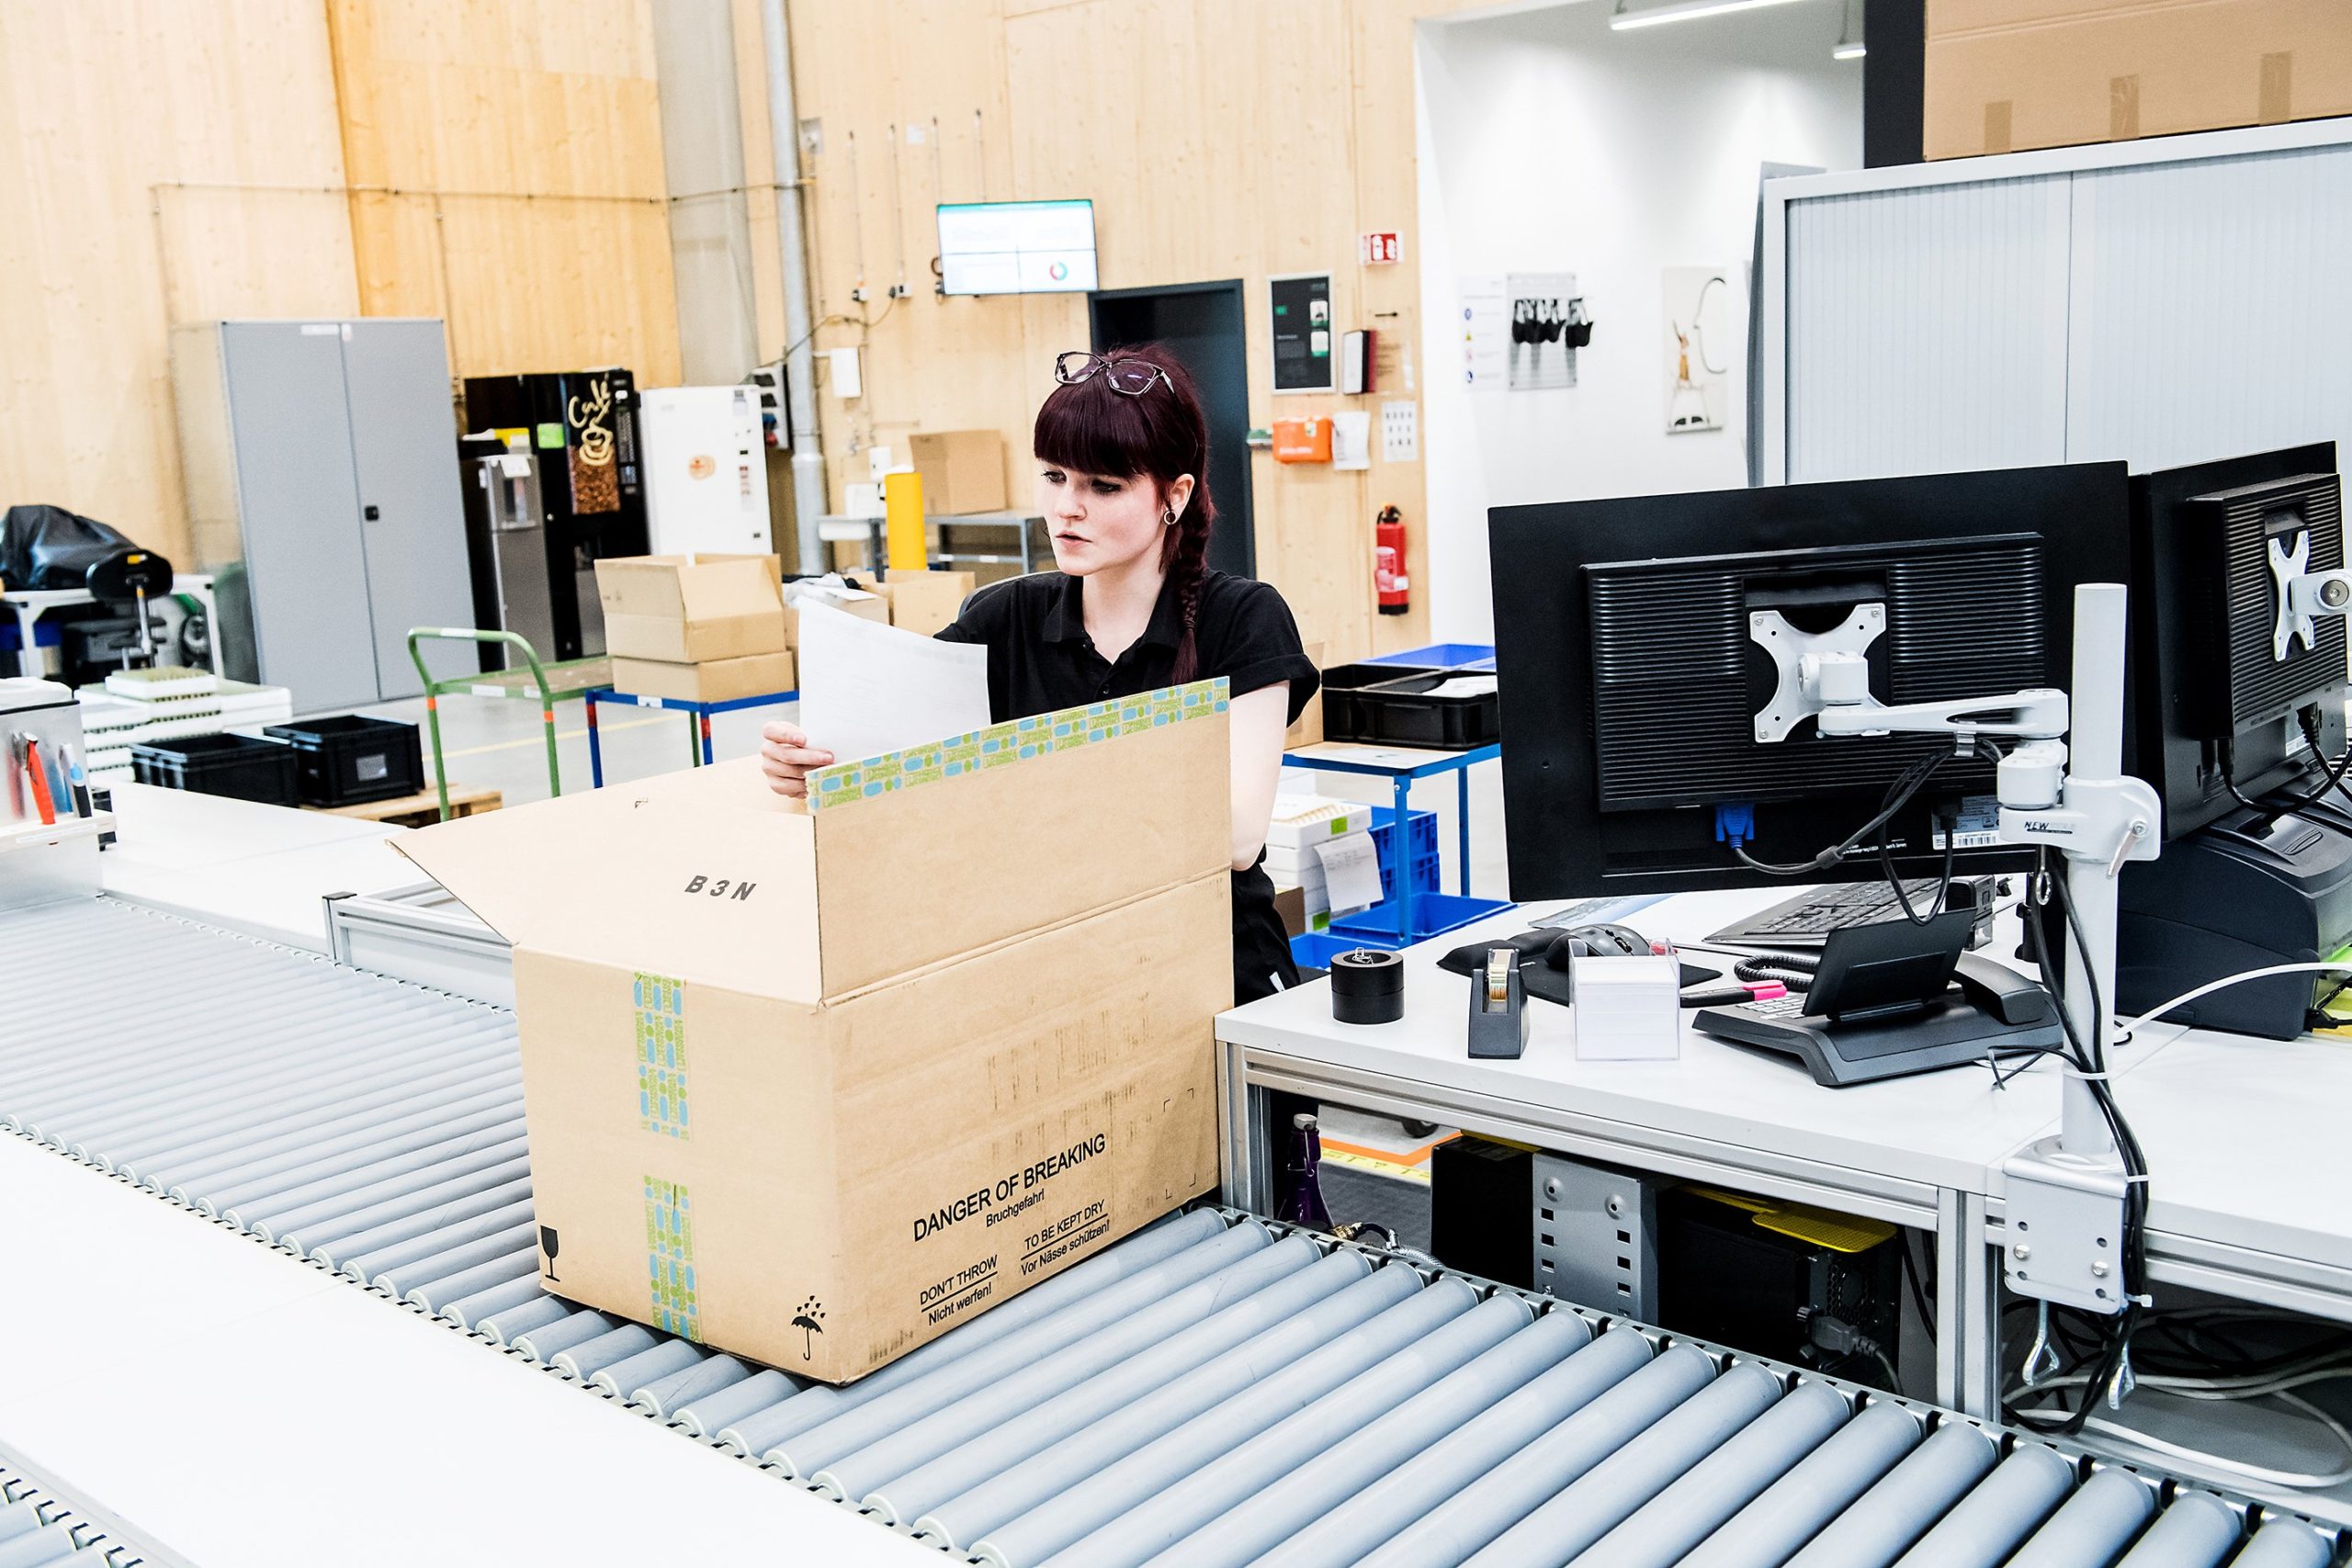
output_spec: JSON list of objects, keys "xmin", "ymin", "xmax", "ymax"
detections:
[
  {"xmin": 1282, "ymin": 739, "xmax": 1503, "ymax": 945},
  {"xmin": 583, "ymin": 686, "xmax": 800, "ymax": 786}
]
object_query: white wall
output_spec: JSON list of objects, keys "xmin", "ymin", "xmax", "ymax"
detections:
[{"xmin": 1415, "ymin": 0, "xmax": 1861, "ymax": 642}]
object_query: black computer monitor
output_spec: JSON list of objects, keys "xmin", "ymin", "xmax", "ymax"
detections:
[
  {"xmin": 1490, "ymin": 463, "xmax": 2132, "ymax": 899},
  {"xmin": 2127, "ymin": 444, "xmax": 2344, "ymax": 840}
]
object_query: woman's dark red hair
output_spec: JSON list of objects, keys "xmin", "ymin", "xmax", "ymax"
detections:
[{"xmin": 1033, "ymin": 344, "xmax": 1216, "ymax": 682}]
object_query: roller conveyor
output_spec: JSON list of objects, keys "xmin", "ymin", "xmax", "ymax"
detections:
[
  {"xmin": 0, "ymin": 1440, "xmax": 189, "ymax": 1567},
  {"xmin": 8, "ymin": 896, "xmax": 2348, "ymax": 1567}
]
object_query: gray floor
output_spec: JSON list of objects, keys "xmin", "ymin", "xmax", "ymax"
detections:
[{"xmin": 355, "ymin": 681, "xmax": 1517, "ymax": 904}]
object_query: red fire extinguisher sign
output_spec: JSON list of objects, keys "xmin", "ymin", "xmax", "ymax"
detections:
[{"xmin": 1375, "ymin": 504, "xmax": 1408, "ymax": 616}]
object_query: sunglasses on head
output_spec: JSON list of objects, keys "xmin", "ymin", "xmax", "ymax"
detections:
[{"xmin": 1054, "ymin": 351, "xmax": 1170, "ymax": 397}]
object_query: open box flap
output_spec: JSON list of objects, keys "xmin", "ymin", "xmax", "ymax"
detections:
[
  {"xmin": 806, "ymin": 680, "xmax": 1232, "ymax": 998},
  {"xmin": 393, "ymin": 759, "xmax": 823, "ymax": 1002}
]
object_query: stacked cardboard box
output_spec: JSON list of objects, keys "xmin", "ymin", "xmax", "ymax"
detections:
[
  {"xmin": 910, "ymin": 430, "xmax": 1007, "ymax": 515},
  {"xmin": 396, "ymin": 679, "xmax": 1236, "ymax": 1384},
  {"xmin": 1263, "ymin": 794, "xmax": 1378, "ymax": 935},
  {"xmin": 595, "ymin": 555, "xmax": 796, "ymax": 703},
  {"xmin": 781, "ymin": 576, "xmax": 888, "ymax": 650},
  {"xmin": 1926, "ymin": 0, "xmax": 2351, "ymax": 160},
  {"xmin": 866, "ymin": 570, "xmax": 978, "ymax": 637}
]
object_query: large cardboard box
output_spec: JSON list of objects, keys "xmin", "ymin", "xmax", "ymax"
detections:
[
  {"xmin": 1925, "ymin": 0, "xmax": 2352, "ymax": 160},
  {"xmin": 395, "ymin": 681, "xmax": 1235, "ymax": 1384},
  {"xmin": 609, "ymin": 650, "xmax": 797, "ymax": 704},
  {"xmin": 870, "ymin": 570, "xmax": 978, "ymax": 637},
  {"xmin": 595, "ymin": 555, "xmax": 788, "ymax": 664},
  {"xmin": 910, "ymin": 430, "xmax": 1008, "ymax": 515}
]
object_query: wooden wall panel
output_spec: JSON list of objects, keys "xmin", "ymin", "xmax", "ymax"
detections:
[
  {"xmin": 328, "ymin": 0, "xmax": 681, "ymax": 386},
  {"xmin": 0, "ymin": 0, "xmax": 354, "ymax": 566},
  {"xmin": 778, "ymin": 0, "xmax": 1486, "ymax": 660}
]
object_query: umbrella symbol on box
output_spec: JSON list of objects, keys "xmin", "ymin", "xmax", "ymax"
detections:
[{"xmin": 793, "ymin": 1295, "xmax": 826, "ymax": 1359}]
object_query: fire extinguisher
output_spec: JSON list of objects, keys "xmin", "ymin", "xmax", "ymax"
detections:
[{"xmin": 1374, "ymin": 505, "xmax": 1409, "ymax": 616}]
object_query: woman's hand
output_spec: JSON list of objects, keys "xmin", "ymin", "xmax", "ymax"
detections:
[{"xmin": 759, "ymin": 722, "xmax": 835, "ymax": 798}]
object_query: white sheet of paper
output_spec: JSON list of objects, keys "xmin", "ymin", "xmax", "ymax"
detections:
[
  {"xmin": 797, "ymin": 602, "xmax": 989, "ymax": 767},
  {"xmin": 1330, "ymin": 410, "xmax": 1373, "ymax": 471},
  {"xmin": 1426, "ymin": 674, "xmax": 1497, "ymax": 698},
  {"xmin": 1314, "ymin": 833, "xmax": 1385, "ymax": 913}
]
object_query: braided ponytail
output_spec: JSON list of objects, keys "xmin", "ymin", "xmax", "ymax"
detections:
[
  {"xmin": 1034, "ymin": 341, "xmax": 1217, "ymax": 681},
  {"xmin": 1162, "ymin": 499, "xmax": 1214, "ymax": 683}
]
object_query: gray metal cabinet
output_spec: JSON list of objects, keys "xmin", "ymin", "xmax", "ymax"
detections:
[{"xmin": 172, "ymin": 319, "xmax": 473, "ymax": 713}]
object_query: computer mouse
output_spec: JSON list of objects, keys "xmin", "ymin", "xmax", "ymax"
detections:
[{"xmin": 1546, "ymin": 923, "xmax": 1651, "ymax": 965}]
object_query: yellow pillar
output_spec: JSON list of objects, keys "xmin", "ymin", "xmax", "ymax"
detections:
[{"xmin": 883, "ymin": 470, "xmax": 927, "ymax": 574}]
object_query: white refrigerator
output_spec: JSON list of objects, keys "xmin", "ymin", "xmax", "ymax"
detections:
[{"xmin": 639, "ymin": 386, "xmax": 774, "ymax": 557}]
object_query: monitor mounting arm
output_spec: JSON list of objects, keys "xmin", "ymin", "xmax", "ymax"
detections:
[
  {"xmin": 2269, "ymin": 531, "xmax": 2352, "ymax": 661},
  {"xmin": 1758, "ymin": 587, "xmax": 2162, "ymax": 1316}
]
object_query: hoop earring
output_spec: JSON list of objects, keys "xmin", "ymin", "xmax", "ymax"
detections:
[{"xmin": 1162, "ymin": 507, "xmax": 1177, "ymax": 526}]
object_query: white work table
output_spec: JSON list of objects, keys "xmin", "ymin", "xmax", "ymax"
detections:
[
  {"xmin": 0, "ymin": 1134, "xmax": 932, "ymax": 1568},
  {"xmin": 1996, "ymin": 1024, "xmax": 2352, "ymax": 1325},
  {"xmin": 98, "ymin": 781, "xmax": 418, "ymax": 951},
  {"xmin": 1216, "ymin": 886, "xmax": 2334, "ymax": 1422}
]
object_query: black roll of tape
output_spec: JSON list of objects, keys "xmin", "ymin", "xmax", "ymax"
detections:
[{"xmin": 1329, "ymin": 948, "xmax": 1405, "ymax": 1025}]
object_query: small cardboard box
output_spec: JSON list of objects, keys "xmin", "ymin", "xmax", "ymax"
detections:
[
  {"xmin": 1925, "ymin": 0, "xmax": 2352, "ymax": 160},
  {"xmin": 596, "ymin": 555, "xmax": 788, "ymax": 664},
  {"xmin": 910, "ymin": 430, "xmax": 1008, "ymax": 515},
  {"xmin": 782, "ymin": 581, "xmax": 889, "ymax": 649},
  {"xmin": 1272, "ymin": 883, "xmax": 1309, "ymax": 941},
  {"xmin": 870, "ymin": 570, "xmax": 978, "ymax": 637},
  {"xmin": 610, "ymin": 650, "xmax": 797, "ymax": 704},
  {"xmin": 395, "ymin": 681, "xmax": 1235, "ymax": 1384}
]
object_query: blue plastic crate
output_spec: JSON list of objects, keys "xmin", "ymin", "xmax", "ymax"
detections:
[
  {"xmin": 1364, "ymin": 642, "xmax": 1494, "ymax": 669},
  {"xmin": 1290, "ymin": 931, "xmax": 1364, "ymax": 971},
  {"xmin": 1329, "ymin": 891, "xmax": 1515, "ymax": 948},
  {"xmin": 1370, "ymin": 806, "xmax": 1441, "ymax": 901}
]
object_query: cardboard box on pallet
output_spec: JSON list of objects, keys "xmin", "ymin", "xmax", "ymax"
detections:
[
  {"xmin": 594, "ymin": 555, "xmax": 788, "ymax": 664},
  {"xmin": 395, "ymin": 681, "xmax": 1234, "ymax": 1384}
]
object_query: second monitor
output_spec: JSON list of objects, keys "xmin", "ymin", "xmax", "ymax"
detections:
[{"xmin": 1490, "ymin": 463, "xmax": 2133, "ymax": 899}]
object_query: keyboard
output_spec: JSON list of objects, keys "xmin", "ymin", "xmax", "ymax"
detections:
[{"xmin": 1710, "ymin": 877, "xmax": 1996, "ymax": 949}]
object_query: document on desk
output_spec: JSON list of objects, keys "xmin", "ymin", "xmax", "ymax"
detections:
[{"xmin": 796, "ymin": 602, "xmax": 990, "ymax": 765}]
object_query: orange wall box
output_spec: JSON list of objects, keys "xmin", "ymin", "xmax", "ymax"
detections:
[{"xmin": 1272, "ymin": 418, "xmax": 1334, "ymax": 464}]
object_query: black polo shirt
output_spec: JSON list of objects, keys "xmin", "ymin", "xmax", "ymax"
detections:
[{"xmin": 938, "ymin": 569, "xmax": 1320, "ymax": 1002}]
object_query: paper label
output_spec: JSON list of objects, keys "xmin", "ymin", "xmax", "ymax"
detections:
[
  {"xmin": 1315, "ymin": 833, "xmax": 1385, "ymax": 912},
  {"xmin": 1930, "ymin": 794, "xmax": 2002, "ymax": 851}
]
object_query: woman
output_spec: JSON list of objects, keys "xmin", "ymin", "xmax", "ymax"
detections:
[{"xmin": 758, "ymin": 346, "xmax": 1319, "ymax": 1004}]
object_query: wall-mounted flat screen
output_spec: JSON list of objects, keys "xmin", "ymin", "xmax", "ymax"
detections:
[{"xmin": 938, "ymin": 200, "xmax": 1098, "ymax": 296}]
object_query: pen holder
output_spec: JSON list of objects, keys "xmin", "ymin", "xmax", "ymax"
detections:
[{"xmin": 1571, "ymin": 953, "xmax": 1680, "ymax": 1061}]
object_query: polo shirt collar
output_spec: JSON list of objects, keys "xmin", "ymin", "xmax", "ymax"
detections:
[{"xmin": 1043, "ymin": 571, "xmax": 1189, "ymax": 651}]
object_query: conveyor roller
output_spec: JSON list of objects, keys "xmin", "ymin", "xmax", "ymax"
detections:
[{"xmin": 6, "ymin": 897, "xmax": 2345, "ymax": 1566}]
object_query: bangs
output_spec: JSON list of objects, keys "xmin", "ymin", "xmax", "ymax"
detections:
[{"xmin": 1033, "ymin": 377, "xmax": 1157, "ymax": 479}]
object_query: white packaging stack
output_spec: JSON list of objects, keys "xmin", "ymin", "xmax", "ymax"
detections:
[
  {"xmin": 1263, "ymin": 795, "xmax": 1385, "ymax": 919},
  {"xmin": 1570, "ymin": 953, "xmax": 1682, "ymax": 1060},
  {"xmin": 75, "ymin": 677, "xmax": 296, "ymax": 782},
  {"xmin": 1265, "ymin": 793, "xmax": 1375, "ymax": 852}
]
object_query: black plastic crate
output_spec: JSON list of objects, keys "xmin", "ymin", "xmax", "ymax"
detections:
[
  {"xmin": 263, "ymin": 716, "xmax": 425, "ymax": 806},
  {"xmin": 131, "ymin": 733, "xmax": 298, "ymax": 807},
  {"xmin": 1320, "ymin": 661, "xmax": 1443, "ymax": 746},
  {"xmin": 1322, "ymin": 666, "xmax": 1498, "ymax": 750}
]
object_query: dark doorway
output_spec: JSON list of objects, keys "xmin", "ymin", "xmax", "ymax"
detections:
[{"xmin": 1091, "ymin": 280, "xmax": 1257, "ymax": 579}]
